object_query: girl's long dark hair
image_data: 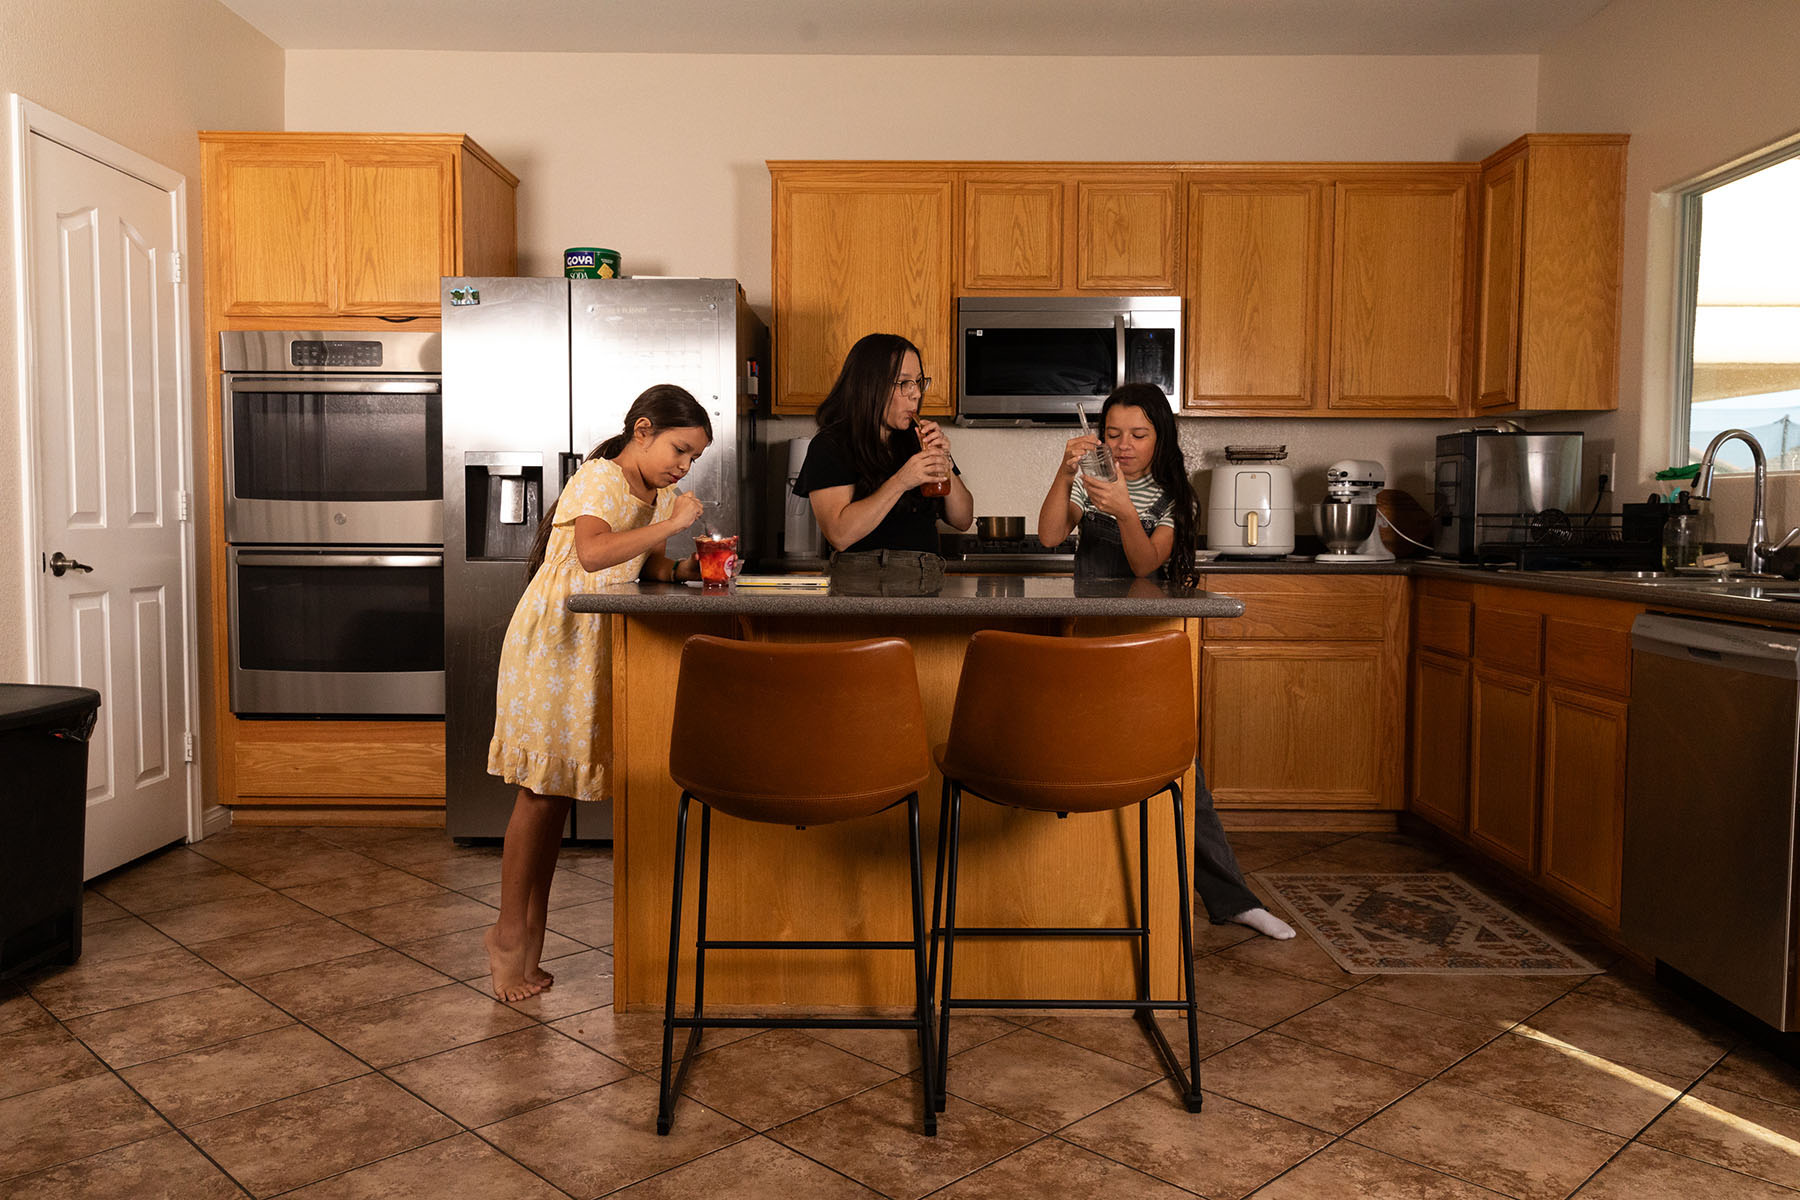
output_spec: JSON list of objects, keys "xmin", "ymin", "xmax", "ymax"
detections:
[
  {"xmin": 813, "ymin": 332, "xmax": 923, "ymax": 493},
  {"xmin": 525, "ymin": 383, "xmax": 711, "ymax": 577},
  {"xmin": 1102, "ymin": 383, "xmax": 1199, "ymax": 588}
]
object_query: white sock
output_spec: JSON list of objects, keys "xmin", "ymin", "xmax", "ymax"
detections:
[{"xmin": 1228, "ymin": 907, "xmax": 1296, "ymax": 940}]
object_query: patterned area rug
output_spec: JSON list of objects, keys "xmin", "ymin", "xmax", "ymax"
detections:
[{"xmin": 1252, "ymin": 872, "xmax": 1600, "ymax": 975}]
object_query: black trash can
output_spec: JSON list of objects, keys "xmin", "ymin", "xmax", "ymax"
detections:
[{"xmin": 0, "ymin": 683, "xmax": 101, "ymax": 977}]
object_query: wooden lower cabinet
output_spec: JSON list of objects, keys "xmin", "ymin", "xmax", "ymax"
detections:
[
  {"xmin": 1468, "ymin": 666, "xmax": 1541, "ymax": 873},
  {"xmin": 230, "ymin": 720, "xmax": 446, "ymax": 818},
  {"xmin": 1409, "ymin": 649, "xmax": 1470, "ymax": 833},
  {"xmin": 1539, "ymin": 685, "xmax": 1628, "ymax": 919},
  {"xmin": 1200, "ymin": 573, "xmax": 1407, "ymax": 811},
  {"xmin": 1406, "ymin": 578, "xmax": 1638, "ymax": 927}
]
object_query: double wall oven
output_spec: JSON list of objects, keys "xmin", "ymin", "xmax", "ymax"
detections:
[{"xmin": 221, "ymin": 331, "xmax": 444, "ymax": 717}]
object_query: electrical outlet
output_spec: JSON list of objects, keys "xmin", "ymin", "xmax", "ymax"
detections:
[{"xmin": 1597, "ymin": 451, "xmax": 1616, "ymax": 495}]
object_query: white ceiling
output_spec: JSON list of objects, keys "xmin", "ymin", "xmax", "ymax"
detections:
[{"xmin": 215, "ymin": 0, "xmax": 1614, "ymax": 56}]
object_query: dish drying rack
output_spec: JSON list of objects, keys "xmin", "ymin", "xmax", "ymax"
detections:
[{"xmin": 1474, "ymin": 509, "xmax": 1659, "ymax": 570}]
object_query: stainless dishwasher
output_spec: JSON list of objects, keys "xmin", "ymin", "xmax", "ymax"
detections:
[{"xmin": 1621, "ymin": 613, "xmax": 1800, "ymax": 1030}]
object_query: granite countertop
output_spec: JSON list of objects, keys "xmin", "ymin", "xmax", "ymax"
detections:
[
  {"xmin": 1192, "ymin": 556, "xmax": 1800, "ymax": 622},
  {"xmin": 568, "ymin": 574, "xmax": 1247, "ymax": 618},
  {"xmin": 1404, "ymin": 561, "xmax": 1800, "ymax": 622},
  {"xmin": 571, "ymin": 560, "xmax": 1800, "ymax": 623}
]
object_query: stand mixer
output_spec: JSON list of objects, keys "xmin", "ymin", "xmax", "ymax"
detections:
[{"xmin": 1316, "ymin": 459, "xmax": 1395, "ymax": 561}]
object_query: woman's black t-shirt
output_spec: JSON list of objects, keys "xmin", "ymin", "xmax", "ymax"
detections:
[{"xmin": 793, "ymin": 426, "xmax": 941, "ymax": 553}]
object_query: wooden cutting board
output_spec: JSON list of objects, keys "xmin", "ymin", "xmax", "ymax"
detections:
[{"xmin": 1376, "ymin": 489, "xmax": 1434, "ymax": 557}]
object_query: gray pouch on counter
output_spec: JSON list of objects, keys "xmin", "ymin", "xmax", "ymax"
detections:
[{"xmin": 827, "ymin": 549, "xmax": 945, "ymax": 597}]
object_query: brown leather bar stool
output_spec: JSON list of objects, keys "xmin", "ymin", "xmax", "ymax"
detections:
[
  {"xmin": 930, "ymin": 628, "xmax": 1203, "ymax": 1112},
  {"xmin": 659, "ymin": 635, "xmax": 938, "ymax": 1136}
]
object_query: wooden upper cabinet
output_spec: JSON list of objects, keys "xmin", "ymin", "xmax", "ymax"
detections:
[
  {"xmin": 1073, "ymin": 175, "xmax": 1180, "ymax": 292},
  {"xmin": 961, "ymin": 174, "xmax": 1064, "ymax": 290},
  {"xmin": 1182, "ymin": 167, "xmax": 1470, "ymax": 415},
  {"xmin": 337, "ymin": 148, "xmax": 455, "ymax": 315},
  {"xmin": 959, "ymin": 170, "xmax": 1179, "ymax": 295},
  {"xmin": 201, "ymin": 132, "xmax": 518, "ymax": 320},
  {"xmin": 1475, "ymin": 135, "xmax": 1628, "ymax": 413},
  {"xmin": 1184, "ymin": 178, "xmax": 1324, "ymax": 411},
  {"xmin": 206, "ymin": 149, "xmax": 336, "ymax": 317},
  {"xmin": 1328, "ymin": 175, "xmax": 1469, "ymax": 414},
  {"xmin": 771, "ymin": 168, "xmax": 955, "ymax": 415},
  {"xmin": 1474, "ymin": 150, "xmax": 1525, "ymax": 410}
]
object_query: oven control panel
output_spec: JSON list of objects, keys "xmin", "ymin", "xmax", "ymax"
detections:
[{"xmin": 290, "ymin": 340, "xmax": 384, "ymax": 368}]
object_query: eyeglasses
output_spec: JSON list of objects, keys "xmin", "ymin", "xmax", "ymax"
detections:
[{"xmin": 891, "ymin": 376, "xmax": 932, "ymax": 395}]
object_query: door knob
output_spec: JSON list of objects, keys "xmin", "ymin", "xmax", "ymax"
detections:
[{"xmin": 47, "ymin": 552, "xmax": 94, "ymax": 577}]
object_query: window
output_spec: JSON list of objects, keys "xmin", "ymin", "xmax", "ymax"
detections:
[{"xmin": 1676, "ymin": 146, "xmax": 1800, "ymax": 474}]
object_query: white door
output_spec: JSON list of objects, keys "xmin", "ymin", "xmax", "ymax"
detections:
[{"xmin": 20, "ymin": 109, "xmax": 197, "ymax": 879}]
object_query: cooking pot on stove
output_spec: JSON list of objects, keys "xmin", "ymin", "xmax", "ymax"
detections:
[{"xmin": 976, "ymin": 515, "xmax": 1026, "ymax": 541}]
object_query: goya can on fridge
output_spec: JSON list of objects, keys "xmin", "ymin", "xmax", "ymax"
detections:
[{"xmin": 564, "ymin": 247, "xmax": 621, "ymax": 279}]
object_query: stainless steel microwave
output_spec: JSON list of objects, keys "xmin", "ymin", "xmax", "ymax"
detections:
[{"xmin": 955, "ymin": 296, "xmax": 1182, "ymax": 426}]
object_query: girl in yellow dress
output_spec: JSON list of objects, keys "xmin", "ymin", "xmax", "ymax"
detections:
[{"xmin": 485, "ymin": 384, "xmax": 712, "ymax": 1001}]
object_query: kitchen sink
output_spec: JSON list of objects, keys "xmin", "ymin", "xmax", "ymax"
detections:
[{"xmin": 1519, "ymin": 570, "xmax": 1800, "ymax": 600}]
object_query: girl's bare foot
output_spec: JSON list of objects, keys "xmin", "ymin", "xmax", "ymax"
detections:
[
  {"xmin": 485, "ymin": 925, "xmax": 546, "ymax": 1001},
  {"xmin": 526, "ymin": 925, "xmax": 554, "ymax": 989}
]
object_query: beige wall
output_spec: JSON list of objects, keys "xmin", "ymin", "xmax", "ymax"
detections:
[
  {"xmin": 0, "ymin": 0, "xmax": 284, "ymax": 696},
  {"xmin": 286, "ymin": 50, "xmax": 1538, "ymax": 525},
  {"xmin": 1538, "ymin": 0, "xmax": 1800, "ymax": 547}
]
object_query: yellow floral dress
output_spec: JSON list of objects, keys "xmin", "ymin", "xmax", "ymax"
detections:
[{"xmin": 488, "ymin": 456, "xmax": 675, "ymax": 801}]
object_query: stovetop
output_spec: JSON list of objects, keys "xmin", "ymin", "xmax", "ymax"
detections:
[{"xmin": 942, "ymin": 533, "xmax": 1076, "ymax": 573}]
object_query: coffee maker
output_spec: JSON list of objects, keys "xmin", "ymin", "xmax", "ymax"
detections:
[
  {"xmin": 1316, "ymin": 459, "xmax": 1395, "ymax": 562},
  {"xmin": 1206, "ymin": 447, "xmax": 1295, "ymax": 557}
]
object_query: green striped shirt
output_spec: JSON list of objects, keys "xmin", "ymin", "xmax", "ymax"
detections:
[{"xmin": 1069, "ymin": 473, "xmax": 1175, "ymax": 529}]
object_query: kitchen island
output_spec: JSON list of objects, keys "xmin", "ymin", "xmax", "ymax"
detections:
[{"xmin": 568, "ymin": 575, "xmax": 1245, "ymax": 1012}]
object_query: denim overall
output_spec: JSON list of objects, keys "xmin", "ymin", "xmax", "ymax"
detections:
[{"xmin": 1073, "ymin": 492, "xmax": 1174, "ymax": 581}]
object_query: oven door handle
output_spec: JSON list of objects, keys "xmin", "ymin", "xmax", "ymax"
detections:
[
  {"xmin": 223, "ymin": 377, "xmax": 440, "ymax": 394},
  {"xmin": 234, "ymin": 552, "xmax": 444, "ymax": 569}
]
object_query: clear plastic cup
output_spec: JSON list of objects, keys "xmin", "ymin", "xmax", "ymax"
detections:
[
  {"xmin": 694, "ymin": 535, "xmax": 740, "ymax": 588},
  {"xmin": 1078, "ymin": 444, "xmax": 1116, "ymax": 482}
]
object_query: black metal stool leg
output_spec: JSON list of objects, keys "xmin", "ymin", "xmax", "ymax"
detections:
[
  {"xmin": 1170, "ymin": 781, "xmax": 1203, "ymax": 1111},
  {"xmin": 1137, "ymin": 799, "xmax": 1152, "ymax": 1003},
  {"xmin": 691, "ymin": 804, "xmax": 713, "ymax": 1042},
  {"xmin": 933, "ymin": 784, "xmax": 963, "ymax": 1114},
  {"xmin": 906, "ymin": 795, "xmax": 938, "ymax": 1135},
  {"xmin": 927, "ymin": 776, "xmax": 950, "ymax": 1004},
  {"xmin": 657, "ymin": 793, "xmax": 692, "ymax": 1134}
]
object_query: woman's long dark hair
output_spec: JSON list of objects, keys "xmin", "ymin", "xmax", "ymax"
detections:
[
  {"xmin": 1102, "ymin": 383, "xmax": 1199, "ymax": 588},
  {"xmin": 813, "ymin": 333, "xmax": 923, "ymax": 493},
  {"xmin": 525, "ymin": 383, "xmax": 712, "ymax": 577}
]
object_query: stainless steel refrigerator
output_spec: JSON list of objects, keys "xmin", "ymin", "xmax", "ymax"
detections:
[{"xmin": 441, "ymin": 277, "xmax": 768, "ymax": 839}]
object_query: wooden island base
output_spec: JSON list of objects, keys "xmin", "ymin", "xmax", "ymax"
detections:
[{"xmin": 603, "ymin": 603, "xmax": 1217, "ymax": 1013}]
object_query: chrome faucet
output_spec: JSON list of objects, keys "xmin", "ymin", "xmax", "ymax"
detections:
[{"xmin": 1693, "ymin": 428, "xmax": 1800, "ymax": 576}]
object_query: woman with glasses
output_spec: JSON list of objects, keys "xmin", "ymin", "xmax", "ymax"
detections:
[{"xmin": 794, "ymin": 332, "xmax": 973, "ymax": 552}]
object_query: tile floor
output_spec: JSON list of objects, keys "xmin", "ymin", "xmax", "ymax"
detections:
[{"xmin": 4, "ymin": 825, "xmax": 1799, "ymax": 1198}]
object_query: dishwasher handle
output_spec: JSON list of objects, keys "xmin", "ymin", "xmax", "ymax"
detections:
[{"xmin": 1631, "ymin": 613, "xmax": 1800, "ymax": 680}]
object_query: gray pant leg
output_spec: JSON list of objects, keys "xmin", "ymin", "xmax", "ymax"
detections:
[{"xmin": 1192, "ymin": 765, "xmax": 1260, "ymax": 923}]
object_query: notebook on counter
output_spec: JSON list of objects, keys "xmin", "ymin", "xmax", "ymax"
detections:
[{"xmin": 684, "ymin": 575, "xmax": 830, "ymax": 590}]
